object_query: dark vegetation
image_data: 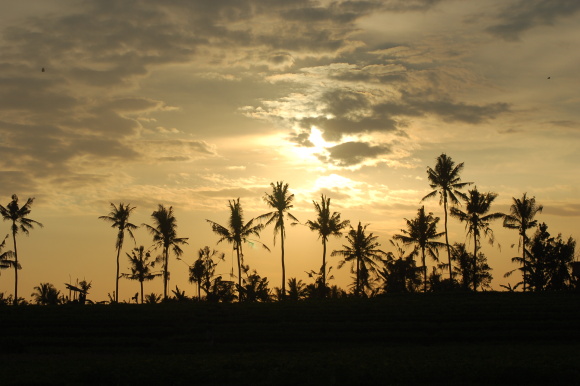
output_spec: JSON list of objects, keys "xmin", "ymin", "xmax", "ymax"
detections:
[{"xmin": 0, "ymin": 293, "xmax": 578, "ymax": 385}]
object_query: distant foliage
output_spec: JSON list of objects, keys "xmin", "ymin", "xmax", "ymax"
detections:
[{"xmin": 31, "ymin": 283, "xmax": 62, "ymax": 305}]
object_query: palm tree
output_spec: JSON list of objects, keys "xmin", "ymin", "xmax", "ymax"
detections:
[
  {"xmin": 306, "ymin": 194, "xmax": 350, "ymax": 293},
  {"xmin": 31, "ymin": 283, "xmax": 61, "ymax": 305},
  {"xmin": 393, "ymin": 206, "xmax": 445, "ymax": 292},
  {"xmin": 0, "ymin": 194, "xmax": 43, "ymax": 304},
  {"xmin": 331, "ymin": 222, "xmax": 387, "ymax": 296},
  {"xmin": 188, "ymin": 246, "xmax": 225, "ymax": 300},
  {"xmin": 207, "ymin": 198, "xmax": 268, "ymax": 290},
  {"xmin": 503, "ymin": 193, "xmax": 543, "ymax": 292},
  {"xmin": 121, "ymin": 245, "xmax": 161, "ymax": 303},
  {"xmin": 422, "ymin": 154, "xmax": 471, "ymax": 281},
  {"xmin": 143, "ymin": 204, "xmax": 189, "ymax": 300},
  {"xmin": 99, "ymin": 202, "xmax": 138, "ymax": 303},
  {"xmin": 450, "ymin": 188, "xmax": 504, "ymax": 291},
  {"xmin": 0, "ymin": 234, "xmax": 16, "ymax": 275},
  {"xmin": 259, "ymin": 181, "xmax": 299, "ymax": 298}
]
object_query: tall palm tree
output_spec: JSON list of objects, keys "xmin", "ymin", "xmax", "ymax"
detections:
[
  {"xmin": 121, "ymin": 245, "xmax": 161, "ymax": 304},
  {"xmin": 331, "ymin": 222, "xmax": 387, "ymax": 296},
  {"xmin": 422, "ymin": 154, "xmax": 471, "ymax": 281},
  {"xmin": 143, "ymin": 204, "xmax": 189, "ymax": 300},
  {"xmin": 207, "ymin": 198, "xmax": 268, "ymax": 290},
  {"xmin": 0, "ymin": 194, "xmax": 43, "ymax": 304},
  {"xmin": 99, "ymin": 202, "xmax": 138, "ymax": 303},
  {"xmin": 393, "ymin": 206, "xmax": 445, "ymax": 292},
  {"xmin": 259, "ymin": 181, "xmax": 299, "ymax": 298},
  {"xmin": 450, "ymin": 188, "xmax": 504, "ymax": 291},
  {"xmin": 503, "ymin": 193, "xmax": 543, "ymax": 292},
  {"xmin": 305, "ymin": 194, "xmax": 350, "ymax": 292}
]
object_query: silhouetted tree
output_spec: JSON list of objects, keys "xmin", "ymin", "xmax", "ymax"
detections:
[
  {"xmin": 238, "ymin": 265, "xmax": 271, "ymax": 302},
  {"xmin": 259, "ymin": 181, "xmax": 298, "ymax": 299},
  {"xmin": 422, "ymin": 154, "xmax": 471, "ymax": 281},
  {"xmin": 207, "ymin": 198, "xmax": 268, "ymax": 291},
  {"xmin": 31, "ymin": 283, "xmax": 61, "ymax": 305},
  {"xmin": 121, "ymin": 245, "xmax": 161, "ymax": 303},
  {"xmin": 503, "ymin": 193, "xmax": 543, "ymax": 292},
  {"xmin": 393, "ymin": 206, "xmax": 445, "ymax": 292},
  {"xmin": 379, "ymin": 240, "xmax": 421, "ymax": 293},
  {"xmin": 143, "ymin": 205, "xmax": 189, "ymax": 300},
  {"xmin": 0, "ymin": 194, "xmax": 43, "ymax": 305},
  {"xmin": 286, "ymin": 277, "xmax": 308, "ymax": 301},
  {"xmin": 0, "ymin": 234, "xmax": 16, "ymax": 276},
  {"xmin": 144, "ymin": 293, "xmax": 162, "ymax": 304},
  {"xmin": 332, "ymin": 222, "xmax": 387, "ymax": 296},
  {"xmin": 99, "ymin": 202, "xmax": 138, "ymax": 303},
  {"xmin": 451, "ymin": 243, "xmax": 493, "ymax": 291},
  {"xmin": 306, "ymin": 194, "xmax": 350, "ymax": 294},
  {"xmin": 206, "ymin": 276, "xmax": 237, "ymax": 303},
  {"xmin": 188, "ymin": 246, "xmax": 225, "ymax": 300},
  {"xmin": 450, "ymin": 188, "xmax": 503, "ymax": 291},
  {"xmin": 506, "ymin": 223, "xmax": 575, "ymax": 291}
]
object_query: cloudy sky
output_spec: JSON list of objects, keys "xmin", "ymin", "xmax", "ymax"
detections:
[{"xmin": 1, "ymin": 0, "xmax": 578, "ymax": 301}]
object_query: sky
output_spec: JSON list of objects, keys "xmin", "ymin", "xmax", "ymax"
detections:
[{"xmin": 0, "ymin": 0, "xmax": 578, "ymax": 302}]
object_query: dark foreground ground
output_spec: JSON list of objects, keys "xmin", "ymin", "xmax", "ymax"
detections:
[{"xmin": 0, "ymin": 292, "xmax": 579, "ymax": 385}]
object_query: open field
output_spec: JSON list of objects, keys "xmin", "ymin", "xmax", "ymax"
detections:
[{"xmin": 0, "ymin": 292, "xmax": 579, "ymax": 385}]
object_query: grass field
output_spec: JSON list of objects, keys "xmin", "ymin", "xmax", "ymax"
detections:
[{"xmin": 1, "ymin": 292, "xmax": 579, "ymax": 385}]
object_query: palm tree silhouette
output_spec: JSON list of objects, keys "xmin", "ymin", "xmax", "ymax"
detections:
[
  {"xmin": 332, "ymin": 222, "xmax": 387, "ymax": 296},
  {"xmin": 99, "ymin": 203, "xmax": 138, "ymax": 303},
  {"xmin": 259, "ymin": 182, "xmax": 298, "ymax": 298},
  {"xmin": 207, "ymin": 198, "xmax": 268, "ymax": 290},
  {"xmin": 0, "ymin": 234, "xmax": 16, "ymax": 275},
  {"xmin": 31, "ymin": 282, "xmax": 61, "ymax": 305},
  {"xmin": 393, "ymin": 206, "xmax": 445, "ymax": 292},
  {"xmin": 188, "ymin": 246, "xmax": 225, "ymax": 300},
  {"xmin": 503, "ymin": 193, "xmax": 543, "ymax": 292},
  {"xmin": 143, "ymin": 204, "xmax": 189, "ymax": 300},
  {"xmin": 121, "ymin": 245, "xmax": 161, "ymax": 303},
  {"xmin": 306, "ymin": 194, "xmax": 350, "ymax": 294},
  {"xmin": 0, "ymin": 194, "xmax": 43, "ymax": 305},
  {"xmin": 450, "ymin": 188, "xmax": 504, "ymax": 291},
  {"xmin": 422, "ymin": 154, "xmax": 471, "ymax": 281}
]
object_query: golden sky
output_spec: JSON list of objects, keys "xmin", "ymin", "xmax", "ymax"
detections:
[{"xmin": 1, "ymin": 0, "xmax": 579, "ymax": 301}]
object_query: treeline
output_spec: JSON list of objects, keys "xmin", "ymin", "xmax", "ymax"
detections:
[{"xmin": 0, "ymin": 154, "xmax": 578, "ymax": 305}]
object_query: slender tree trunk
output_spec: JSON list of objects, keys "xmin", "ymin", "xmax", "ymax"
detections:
[
  {"xmin": 140, "ymin": 281, "xmax": 144, "ymax": 304},
  {"xmin": 115, "ymin": 246, "xmax": 121, "ymax": 303},
  {"xmin": 236, "ymin": 245, "xmax": 242, "ymax": 290},
  {"xmin": 322, "ymin": 238, "xmax": 327, "ymax": 292},
  {"xmin": 443, "ymin": 196, "xmax": 453, "ymax": 281},
  {"xmin": 163, "ymin": 246, "xmax": 169, "ymax": 300},
  {"xmin": 522, "ymin": 233, "xmax": 526, "ymax": 292},
  {"xmin": 280, "ymin": 222, "xmax": 286, "ymax": 299},
  {"xmin": 473, "ymin": 233, "xmax": 478, "ymax": 292},
  {"xmin": 422, "ymin": 248, "xmax": 427, "ymax": 293},
  {"xmin": 197, "ymin": 279, "xmax": 201, "ymax": 300},
  {"xmin": 356, "ymin": 254, "xmax": 360, "ymax": 296},
  {"xmin": 12, "ymin": 227, "xmax": 18, "ymax": 305}
]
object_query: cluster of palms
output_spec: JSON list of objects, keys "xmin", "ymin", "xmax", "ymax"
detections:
[{"xmin": 0, "ymin": 154, "xmax": 576, "ymax": 305}]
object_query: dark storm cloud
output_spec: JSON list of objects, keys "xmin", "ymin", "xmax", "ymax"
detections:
[
  {"xmin": 486, "ymin": 0, "xmax": 580, "ymax": 41},
  {"xmin": 318, "ymin": 141, "xmax": 392, "ymax": 166}
]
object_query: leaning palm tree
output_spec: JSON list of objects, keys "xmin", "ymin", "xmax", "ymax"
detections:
[
  {"xmin": 422, "ymin": 154, "xmax": 471, "ymax": 281},
  {"xmin": 121, "ymin": 245, "xmax": 161, "ymax": 304},
  {"xmin": 143, "ymin": 204, "xmax": 189, "ymax": 300},
  {"xmin": 258, "ymin": 181, "xmax": 299, "ymax": 298},
  {"xmin": 207, "ymin": 198, "xmax": 268, "ymax": 290},
  {"xmin": 305, "ymin": 194, "xmax": 350, "ymax": 292},
  {"xmin": 450, "ymin": 188, "xmax": 504, "ymax": 291},
  {"xmin": 331, "ymin": 222, "xmax": 387, "ymax": 296},
  {"xmin": 99, "ymin": 203, "xmax": 138, "ymax": 303},
  {"xmin": 503, "ymin": 193, "xmax": 543, "ymax": 292},
  {"xmin": 393, "ymin": 206, "xmax": 445, "ymax": 292},
  {"xmin": 0, "ymin": 194, "xmax": 43, "ymax": 304}
]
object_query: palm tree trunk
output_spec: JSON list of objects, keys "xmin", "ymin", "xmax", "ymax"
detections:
[
  {"xmin": 280, "ymin": 223, "xmax": 286, "ymax": 299},
  {"xmin": 115, "ymin": 246, "xmax": 121, "ymax": 303},
  {"xmin": 140, "ymin": 280, "xmax": 144, "ymax": 304},
  {"xmin": 443, "ymin": 196, "xmax": 452, "ymax": 281},
  {"xmin": 522, "ymin": 233, "xmax": 526, "ymax": 292},
  {"xmin": 322, "ymin": 238, "xmax": 327, "ymax": 292},
  {"xmin": 422, "ymin": 248, "xmax": 427, "ymax": 293},
  {"xmin": 356, "ymin": 254, "xmax": 360, "ymax": 296},
  {"xmin": 236, "ymin": 245, "xmax": 242, "ymax": 290},
  {"xmin": 163, "ymin": 246, "xmax": 169, "ymax": 300},
  {"xmin": 12, "ymin": 227, "xmax": 18, "ymax": 305},
  {"xmin": 473, "ymin": 233, "xmax": 478, "ymax": 292}
]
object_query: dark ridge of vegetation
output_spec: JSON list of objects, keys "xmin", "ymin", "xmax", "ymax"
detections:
[{"xmin": 0, "ymin": 293, "xmax": 579, "ymax": 385}]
